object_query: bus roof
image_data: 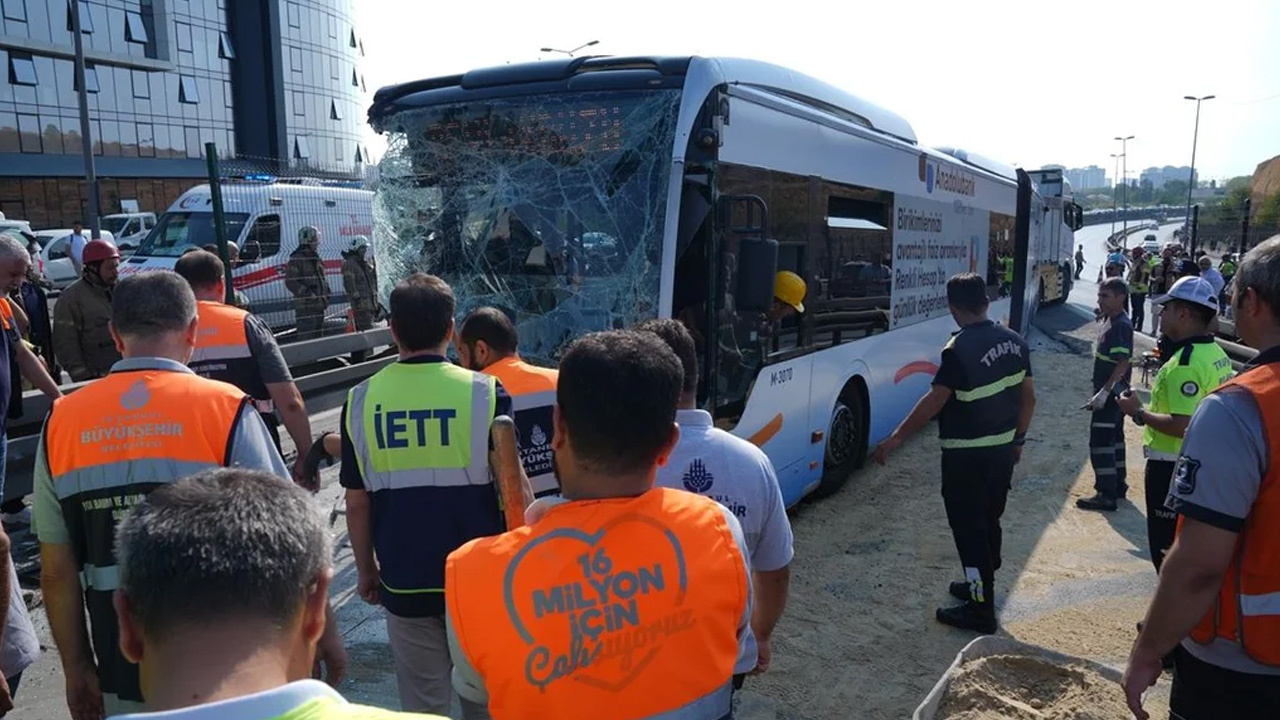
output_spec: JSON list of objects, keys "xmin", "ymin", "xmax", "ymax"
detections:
[{"xmin": 369, "ymin": 55, "xmax": 917, "ymax": 144}]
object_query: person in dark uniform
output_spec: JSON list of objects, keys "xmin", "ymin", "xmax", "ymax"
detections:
[
  {"xmin": 874, "ymin": 272, "xmax": 1036, "ymax": 633},
  {"xmin": 1078, "ymin": 278, "xmax": 1134, "ymax": 512}
]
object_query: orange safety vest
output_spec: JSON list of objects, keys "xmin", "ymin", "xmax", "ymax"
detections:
[
  {"xmin": 190, "ymin": 300, "xmax": 273, "ymax": 412},
  {"xmin": 44, "ymin": 368, "xmax": 249, "ymax": 702},
  {"xmin": 482, "ymin": 356, "xmax": 560, "ymax": 497},
  {"xmin": 1181, "ymin": 360, "xmax": 1280, "ymax": 666},
  {"xmin": 0, "ymin": 297, "xmax": 13, "ymax": 331},
  {"xmin": 446, "ymin": 488, "xmax": 748, "ymax": 720}
]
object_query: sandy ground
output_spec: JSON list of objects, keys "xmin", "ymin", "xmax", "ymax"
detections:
[{"xmin": 6, "ymin": 305, "xmax": 1173, "ymax": 719}]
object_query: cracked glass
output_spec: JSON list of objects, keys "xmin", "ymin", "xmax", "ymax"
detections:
[{"xmin": 374, "ymin": 89, "xmax": 682, "ymax": 365}]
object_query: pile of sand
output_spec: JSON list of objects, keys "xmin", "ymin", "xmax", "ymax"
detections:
[{"xmin": 935, "ymin": 654, "xmax": 1130, "ymax": 720}]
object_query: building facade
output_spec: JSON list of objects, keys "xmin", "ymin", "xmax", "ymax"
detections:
[{"xmin": 0, "ymin": 0, "xmax": 368, "ymax": 229}]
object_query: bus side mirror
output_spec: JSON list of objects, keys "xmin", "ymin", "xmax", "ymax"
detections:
[
  {"xmin": 736, "ymin": 237, "xmax": 779, "ymax": 314},
  {"xmin": 1068, "ymin": 202, "xmax": 1085, "ymax": 232}
]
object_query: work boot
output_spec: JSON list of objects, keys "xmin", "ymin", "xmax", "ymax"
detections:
[
  {"xmin": 936, "ymin": 602, "xmax": 997, "ymax": 634},
  {"xmin": 949, "ymin": 581, "xmax": 971, "ymax": 602},
  {"xmin": 1076, "ymin": 493, "xmax": 1118, "ymax": 512}
]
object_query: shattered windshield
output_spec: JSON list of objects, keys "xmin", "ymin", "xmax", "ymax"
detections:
[{"xmin": 374, "ymin": 89, "xmax": 682, "ymax": 365}]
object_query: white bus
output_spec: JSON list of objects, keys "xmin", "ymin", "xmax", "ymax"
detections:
[
  {"xmin": 369, "ymin": 56, "xmax": 1042, "ymax": 506},
  {"xmin": 1027, "ymin": 168, "xmax": 1084, "ymax": 305}
]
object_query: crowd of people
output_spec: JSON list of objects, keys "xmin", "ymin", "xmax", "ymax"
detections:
[{"xmin": 0, "ymin": 220, "xmax": 1276, "ymax": 719}]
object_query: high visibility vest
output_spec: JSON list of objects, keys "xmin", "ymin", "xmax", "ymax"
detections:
[
  {"xmin": 44, "ymin": 369, "xmax": 248, "ymax": 703},
  {"xmin": 482, "ymin": 356, "xmax": 559, "ymax": 497},
  {"xmin": 1181, "ymin": 359, "xmax": 1280, "ymax": 666},
  {"xmin": 345, "ymin": 361, "xmax": 500, "ymax": 611},
  {"xmin": 190, "ymin": 301, "xmax": 272, "ymax": 413},
  {"xmin": 446, "ymin": 488, "xmax": 748, "ymax": 720},
  {"xmin": 1144, "ymin": 338, "xmax": 1233, "ymax": 460}
]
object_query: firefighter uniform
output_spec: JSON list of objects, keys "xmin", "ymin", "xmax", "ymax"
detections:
[
  {"xmin": 931, "ymin": 320, "xmax": 1032, "ymax": 621},
  {"xmin": 1135, "ymin": 337, "xmax": 1232, "ymax": 571},
  {"xmin": 340, "ymin": 356, "xmax": 511, "ymax": 716},
  {"xmin": 479, "ymin": 356, "xmax": 559, "ymax": 497},
  {"xmin": 189, "ymin": 300, "xmax": 293, "ymax": 451},
  {"xmin": 1164, "ymin": 343, "xmax": 1280, "ymax": 716},
  {"xmin": 31, "ymin": 358, "xmax": 287, "ymax": 713},
  {"xmin": 445, "ymin": 488, "xmax": 753, "ymax": 720}
]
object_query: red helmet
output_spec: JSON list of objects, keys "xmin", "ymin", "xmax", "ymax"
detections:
[{"xmin": 83, "ymin": 238, "xmax": 120, "ymax": 264}]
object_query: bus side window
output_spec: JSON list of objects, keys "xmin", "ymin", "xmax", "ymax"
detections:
[{"xmin": 247, "ymin": 214, "xmax": 282, "ymax": 259}]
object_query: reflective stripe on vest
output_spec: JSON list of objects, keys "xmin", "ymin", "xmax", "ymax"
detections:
[
  {"xmin": 445, "ymin": 488, "xmax": 746, "ymax": 719},
  {"xmin": 345, "ymin": 362, "xmax": 495, "ymax": 490},
  {"xmin": 482, "ymin": 357, "xmax": 559, "ymax": 497},
  {"xmin": 44, "ymin": 369, "xmax": 246, "ymax": 702},
  {"xmin": 1183, "ymin": 360, "xmax": 1280, "ymax": 666},
  {"xmin": 940, "ymin": 429, "xmax": 1017, "ymax": 450},
  {"xmin": 189, "ymin": 301, "xmax": 272, "ymax": 405}
]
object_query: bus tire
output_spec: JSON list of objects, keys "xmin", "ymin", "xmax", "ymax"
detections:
[{"xmin": 814, "ymin": 381, "xmax": 868, "ymax": 498}]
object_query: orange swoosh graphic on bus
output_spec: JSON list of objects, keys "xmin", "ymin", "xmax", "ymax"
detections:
[
  {"xmin": 747, "ymin": 413, "xmax": 784, "ymax": 447},
  {"xmin": 895, "ymin": 361, "xmax": 939, "ymax": 384}
]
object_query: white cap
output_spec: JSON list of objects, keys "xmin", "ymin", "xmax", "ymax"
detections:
[
  {"xmin": 348, "ymin": 235, "xmax": 369, "ymax": 251},
  {"xmin": 1151, "ymin": 276, "xmax": 1219, "ymax": 313}
]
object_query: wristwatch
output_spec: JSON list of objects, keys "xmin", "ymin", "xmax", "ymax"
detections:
[{"xmin": 1132, "ymin": 409, "xmax": 1147, "ymax": 426}]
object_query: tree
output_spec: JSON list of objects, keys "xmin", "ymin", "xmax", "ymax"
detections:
[
  {"xmin": 1224, "ymin": 176, "xmax": 1252, "ymax": 193},
  {"xmin": 1159, "ymin": 179, "xmax": 1190, "ymax": 207},
  {"xmin": 1257, "ymin": 191, "xmax": 1280, "ymax": 236}
]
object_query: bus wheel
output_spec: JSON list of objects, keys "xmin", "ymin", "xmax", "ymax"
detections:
[{"xmin": 815, "ymin": 385, "xmax": 867, "ymax": 497}]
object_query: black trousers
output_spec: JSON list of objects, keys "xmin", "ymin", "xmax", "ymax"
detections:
[
  {"xmin": 941, "ymin": 446, "xmax": 1015, "ymax": 607},
  {"xmin": 1089, "ymin": 397, "xmax": 1128, "ymax": 499},
  {"xmin": 1144, "ymin": 460, "xmax": 1178, "ymax": 572},
  {"xmin": 1171, "ymin": 647, "xmax": 1280, "ymax": 719},
  {"xmin": 1130, "ymin": 292, "xmax": 1147, "ymax": 335}
]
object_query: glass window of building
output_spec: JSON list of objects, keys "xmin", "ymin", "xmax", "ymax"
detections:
[
  {"xmin": 131, "ymin": 69, "xmax": 149, "ymax": 98},
  {"xmin": 348, "ymin": 28, "xmax": 356, "ymax": 48},
  {"xmin": 74, "ymin": 62, "xmax": 99, "ymax": 93},
  {"xmin": 292, "ymin": 91, "xmax": 305, "ymax": 116},
  {"xmin": 350, "ymin": 67, "xmax": 359, "ymax": 87},
  {"xmin": 287, "ymin": 2, "xmax": 300, "ymax": 28},
  {"xmin": 8, "ymin": 53, "xmax": 38, "ymax": 86},
  {"xmin": 2, "ymin": 0, "xmax": 27, "ymax": 23},
  {"xmin": 293, "ymin": 135, "xmax": 310, "ymax": 159},
  {"xmin": 329, "ymin": 99, "xmax": 341, "ymax": 120},
  {"xmin": 176, "ymin": 22, "xmax": 193, "ymax": 52},
  {"xmin": 289, "ymin": 47, "xmax": 303, "ymax": 74},
  {"xmin": 125, "ymin": 11, "xmax": 148, "ymax": 43},
  {"xmin": 218, "ymin": 32, "xmax": 235, "ymax": 59},
  {"xmin": 179, "ymin": 75, "xmax": 199, "ymax": 104},
  {"xmin": 65, "ymin": 0, "xmax": 93, "ymax": 32}
]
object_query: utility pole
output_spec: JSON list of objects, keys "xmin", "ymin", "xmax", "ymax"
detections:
[
  {"xmin": 70, "ymin": 0, "xmax": 101, "ymax": 239},
  {"xmin": 1116, "ymin": 135, "xmax": 1134, "ymax": 245},
  {"xmin": 1184, "ymin": 95, "xmax": 1215, "ymax": 231},
  {"xmin": 1110, "ymin": 152, "xmax": 1123, "ymax": 239}
]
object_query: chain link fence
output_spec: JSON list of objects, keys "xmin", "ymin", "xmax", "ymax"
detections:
[{"xmin": 128, "ymin": 145, "xmax": 381, "ymax": 344}]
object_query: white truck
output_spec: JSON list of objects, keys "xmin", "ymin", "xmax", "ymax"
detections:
[{"xmin": 121, "ymin": 180, "xmax": 375, "ymax": 331}]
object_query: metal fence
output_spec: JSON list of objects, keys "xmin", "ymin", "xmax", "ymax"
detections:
[{"xmin": 160, "ymin": 145, "xmax": 382, "ymax": 343}]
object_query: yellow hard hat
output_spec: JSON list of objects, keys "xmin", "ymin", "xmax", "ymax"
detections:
[{"xmin": 774, "ymin": 270, "xmax": 807, "ymax": 313}]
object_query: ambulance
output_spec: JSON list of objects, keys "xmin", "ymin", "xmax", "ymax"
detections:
[{"xmin": 122, "ymin": 179, "xmax": 375, "ymax": 331}]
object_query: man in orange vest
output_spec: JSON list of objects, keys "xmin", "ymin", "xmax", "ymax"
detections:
[
  {"xmin": 31, "ymin": 271, "xmax": 346, "ymax": 718},
  {"xmin": 456, "ymin": 307, "xmax": 560, "ymax": 497},
  {"xmin": 445, "ymin": 330, "xmax": 754, "ymax": 720},
  {"xmin": 174, "ymin": 249, "xmax": 314, "ymax": 485},
  {"xmin": 1123, "ymin": 236, "xmax": 1280, "ymax": 719}
]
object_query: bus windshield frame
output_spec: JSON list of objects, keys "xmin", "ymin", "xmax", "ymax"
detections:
[{"xmin": 372, "ymin": 87, "xmax": 683, "ymax": 366}]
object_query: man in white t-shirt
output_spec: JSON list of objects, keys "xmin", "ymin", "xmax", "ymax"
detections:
[
  {"xmin": 638, "ymin": 318, "xmax": 795, "ymax": 685},
  {"xmin": 66, "ymin": 221, "xmax": 87, "ymax": 275}
]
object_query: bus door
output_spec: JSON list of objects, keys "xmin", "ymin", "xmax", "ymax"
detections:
[{"xmin": 709, "ymin": 194, "xmax": 815, "ymax": 487}]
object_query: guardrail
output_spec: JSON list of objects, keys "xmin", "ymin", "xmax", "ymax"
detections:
[{"xmin": 2, "ymin": 328, "xmax": 396, "ymax": 501}]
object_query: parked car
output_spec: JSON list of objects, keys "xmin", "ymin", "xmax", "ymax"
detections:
[
  {"xmin": 100, "ymin": 212, "xmax": 156, "ymax": 252},
  {"xmin": 33, "ymin": 229, "xmax": 115, "ymax": 290}
]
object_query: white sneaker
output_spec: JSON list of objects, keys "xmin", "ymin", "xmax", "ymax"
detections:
[{"xmin": 2, "ymin": 507, "xmax": 32, "ymax": 527}]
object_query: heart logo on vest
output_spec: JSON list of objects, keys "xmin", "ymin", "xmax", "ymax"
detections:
[{"xmin": 502, "ymin": 513, "xmax": 692, "ymax": 694}]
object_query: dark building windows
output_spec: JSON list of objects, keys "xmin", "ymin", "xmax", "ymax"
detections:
[
  {"xmin": 218, "ymin": 32, "xmax": 235, "ymax": 60},
  {"xmin": 65, "ymin": 0, "xmax": 92, "ymax": 32},
  {"xmin": 329, "ymin": 99, "xmax": 341, "ymax": 120},
  {"xmin": 125, "ymin": 11, "xmax": 148, "ymax": 44},
  {"xmin": 293, "ymin": 135, "xmax": 310, "ymax": 159}
]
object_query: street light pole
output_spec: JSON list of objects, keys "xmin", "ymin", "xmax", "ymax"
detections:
[
  {"xmin": 70, "ymin": 0, "xmax": 101, "ymax": 240},
  {"xmin": 539, "ymin": 40, "xmax": 600, "ymax": 57},
  {"xmin": 1183, "ymin": 95, "xmax": 1215, "ymax": 239},
  {"xmin": 1110, "ymin": 152, "xmax": 1123, "ymax": 238},
  {"xmin": 1116, "ymin": 135, "xmax": 1134, "ymax": 244}
]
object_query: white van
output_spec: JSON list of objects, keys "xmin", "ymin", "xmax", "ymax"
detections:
[
  {"xmin": 121, "ymin": 181, "xmax": 375, "ymax": 330},
  {"xmin": 100, "ymin": 212, "xmax": 157, "ymax": 252}
]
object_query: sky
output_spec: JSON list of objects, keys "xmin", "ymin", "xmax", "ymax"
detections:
[{"xmin": 352, "ymin": 0, "xmax": 1280, "ymax": 181}]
